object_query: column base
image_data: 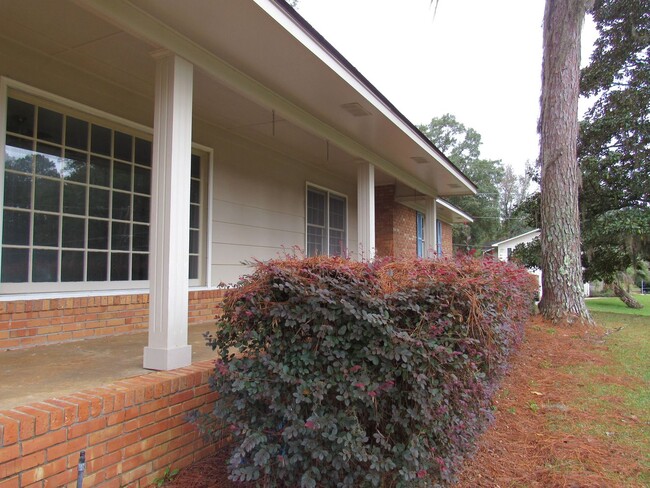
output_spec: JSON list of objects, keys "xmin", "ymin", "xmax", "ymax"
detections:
[{"xmin": 143, "ymin": 345, "xmax": 192, "ymax": 371}]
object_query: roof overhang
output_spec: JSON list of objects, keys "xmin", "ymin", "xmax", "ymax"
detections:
[
  {"xmin": 395, "ymin": 196, "xmax": 473, "ymax": 224},
  {"xmin": 492, "ymin": 229, "xmax": 541, "ymax": 247},
  {"xmin": 69, "ymin": 0, "xmax": 477, "ymax": 198}
]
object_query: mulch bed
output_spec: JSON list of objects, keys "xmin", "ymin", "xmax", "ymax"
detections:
[{"xmin": 168, "ymin": 316, "xmax": 646, "ymax": 487}]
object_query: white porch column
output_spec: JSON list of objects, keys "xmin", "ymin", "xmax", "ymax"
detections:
[
  {"xmin": 357, "ymin": 162, "xmax": 375, "ymax": 260},
  {"xmin": 144, "ymin": 53, "xmax": 194, "ymax": 370},
  {"xmin": 425, "ymin": 196, "xmax": 437, "ymax": 257}
]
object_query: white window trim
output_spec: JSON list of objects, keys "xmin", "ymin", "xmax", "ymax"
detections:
[
  {"xmin": 305, "ymin": 182, "xmax": 348, "ymax": 257},
  {"xmin": 0, "ymin": 77, "xmax": 213, "ymax": 294}
]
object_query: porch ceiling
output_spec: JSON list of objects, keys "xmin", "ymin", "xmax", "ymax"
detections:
[{"xmin": 0, "ymin": 0, "xmax": 475, "ymax": 195}]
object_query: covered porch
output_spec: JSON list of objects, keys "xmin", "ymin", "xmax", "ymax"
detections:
[{"xmin": 0, "ymin": 0, "xmax": 475, "ymax": 374}]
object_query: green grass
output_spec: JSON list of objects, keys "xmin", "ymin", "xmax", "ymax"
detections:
[
  {"xmin": 557, "ymin": 310, "xmax": 650, "ymax": 485},
  {"xmin": 586, "ymin": 293, "xmax": 650, "ymax": 316}
]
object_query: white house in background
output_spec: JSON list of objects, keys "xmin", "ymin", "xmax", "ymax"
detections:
[
  {"xmin": 492, "ymin": 229, "xmax": 590, "ymax": 298},
  {"xmin": 0, "ymin": 0, "xmax": 476, "ymax": 370},
  {"xmin": 493, "ymin": 229, "xmax": 542, "ymax": 296}
]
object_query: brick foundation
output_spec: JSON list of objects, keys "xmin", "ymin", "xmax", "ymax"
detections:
[
  {"xmin": 0, "ymin": 290, "xmax": 226, "ymax": 351},
  {"xmin": 0, "ymin": 361, "xmax": 218, "ymax": 488}
]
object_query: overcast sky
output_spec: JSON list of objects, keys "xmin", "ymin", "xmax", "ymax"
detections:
[{"xmin": 295, "ymin": 0, "xmax": 598, "ymax": 175}]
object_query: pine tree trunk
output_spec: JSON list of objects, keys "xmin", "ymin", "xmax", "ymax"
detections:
[
  {"xmin": 612, "ymin": 282, "xmax": 643, "ymax": 309},
  {"xmin": 538, "ymin": 0, "xmax": 593, "ymax": 324}
]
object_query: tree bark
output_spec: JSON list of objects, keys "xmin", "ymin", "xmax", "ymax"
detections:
[
  {"xmin": 612, "ymin": 282, "xmax": 643, "ymax": 309},
  {"xmin": 538, "ymin": 0, "xmax": 593, "ymax": 324}
]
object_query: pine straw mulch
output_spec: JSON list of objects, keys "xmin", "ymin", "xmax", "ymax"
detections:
[{"xmin": 167, "ymin": 315, "xmax": 647, "ymax": 488}]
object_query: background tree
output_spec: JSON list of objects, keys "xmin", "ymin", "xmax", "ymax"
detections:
[
  {"xmin": 499, "ymin": 161, "xmax": 535, "ymax": 237},
  {"xmin": 419, "ymin": 114, "xmax": 504, "ymax": 248},
  {"xmin": 538, "ymin": 0, "xmax": 593, "ymax": 322},
  {"xmin": 578, "ymin": 0, "xmax": 650, "ymax": 306}
]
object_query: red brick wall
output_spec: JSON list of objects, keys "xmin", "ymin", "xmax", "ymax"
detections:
[
  {"xmin": 440, "ymin": 221, "xmax": 454, "ymax": 256},
  {"xmin": 0, "ymin": 290, "xmax": 226, "ymax": 351},
  {"xmin": 393, "ymin": 204, "xmax": 417, "ymax": 260},
  {"xmin": 0, "ymin": 361, "xmax": 218, "ymax": 488},
  {"xmin": 374, "ymin": 185, "xmax": 417, "ymax": 259},
  {"xmin": 375, "ymin": 185, "xmax": 395, "ymax": 258}
]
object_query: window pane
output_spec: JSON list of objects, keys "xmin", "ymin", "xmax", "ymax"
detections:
[
  {"xmin": 87, "ymin": 251, "xmax": 108, "ymax": 281},
  {"xmin": 33, "ymin": 213, "xmax": 59, "ymax": 247},
  {"xmin": 189, "ymin": 255, "xmax": 198, "ymax": 280},
  {"xmin": 63, "ymin": 183, "xmax": 86, "ymax": 215},
  {"xmin": 131, "ymin": 253, "xmax": 148, "ymax": 280},
  {"xmin": 5, "ymin": 137, "xmax": 34, "ymax": 173},
  {"xmin": 63, "ymin": 150, "xmax": 87, "ymax": 183},
  {"xmin": 134, "ymin": 166, "xmax": 150, "ymax": 195},
  {"xmin": 190, "ymin": 204, "xmax": 200, "ymax": 229},
  {"xmin": 89, "ymin": 188, "xmax": 109, "ymax": 218},
  {"xmin": 62, "ymin": 216, "xmax": 85, "ymax": 248},
  {"xmin": 134, "ymin": 138, "xmax": 151, "ymax": 167},
  {"xmin": 1, "ymin": 247, "xmax": 29, "ymax": 283},
  {"xmin": 133, "ymin": 195, "xmax": 150, "ymax": 223},
  {"xmin": 110, "ymin": 252, "xmax": 129, "ymax": 281},
  {"xmin": 7, "ymin": 98, "xmax": 34, "ymax": 137},
  {"xmin": 35, "ymin": 143, "xmax": 63, "ymax": 177},
  {"xmin": 191, "ymin": 154, "xmax": 201, "ymax": 178},
  {"xmin": 189, "ymin": 230, "xmax": 199, "ymax": 254},
  {"xmin": 37, "ymin": 107, "xmax": 63, "ymax": 144},
  {"xmin": 3, "ymin": 210, "xmax": 30, "ymax": 245},
  {"xmin": 112, "ymin": 191, "xmax": 131, "ymax": 221},
  {"xmin": 5, "ymin": 173, "xmax": 33, "ymax": 209},
  {"xmin": 65, "ymin": 116, "xmax": 88, "ymax": 150},
  {"xmin": 132, "ymin": 224, "xmax": 149, "ymax": 252},
  {"xmin": 91, "ymin": 124, "xmax": 111, "ymax": 156},
  {"xmin": 111, "ymin": 221, "xmax": 130, "ymax": 251},
  {"xmin": 307, "ymin": 226, "xmax": 325, "ymax": 257},
  {"xmin": 90, "ymin": 155, "xmax": 110, "ymax": 187},
  {"xmin": 61, "ymin": 251, "xmax": 84, "ymax": 282},
  {"xmin": 34, "ymin": 177, "xmax": 60, "ymax": 212},
  {"xmin": 32, "ymin": 249, "xmax": 58, "ymax": 282},
  {"xmin": 190, "ymin": 179, "xmax": 200, "ymax": 204},
  {"xmin": 113, "ymin": 131, "xmax": 132, "ymax": 161},
  {"xmin": 88, "ymin": 219, "xmax": 108, "ymax": 249},
  {"xmin": 329, "ymin": 229, "xmax": 345, "ymax": 257},
  {"xmin": 113, "ymin": 161, "xmax": 131, "ymax": 191},
  {"xmin": 329, "ymin": 195, "xmax": 346, "ymax": 230},
  {"xmin": 307, "ymin": 189, "xmax": 326, "ymax": 227}
]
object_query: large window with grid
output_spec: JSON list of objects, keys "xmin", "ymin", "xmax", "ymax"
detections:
[
  {"xmin": 1, "ymin": 91, "xmax": 206, "ymax": 292},
  {"xmin": 306, "ymin": 186, "xmax": 347, "ymax": 257}
]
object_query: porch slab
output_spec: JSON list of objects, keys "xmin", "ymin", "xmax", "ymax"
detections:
[{"xmin": 0, "ymin": 322, "xmax": 218, "ymax": 410}]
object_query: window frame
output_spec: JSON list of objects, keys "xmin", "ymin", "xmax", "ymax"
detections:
[
  {"xmin": 416, "ymin": 211, "xmax": 425, "ymax": 258},
  {"xmin": 305, "ymin": 183, "xmax": 348, "ymax": 257},
  {"xmin": 0, "ymin": 78, "xmax": 212, "ymax": 294}
]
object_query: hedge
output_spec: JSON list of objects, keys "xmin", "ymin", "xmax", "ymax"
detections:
[{"xmin": 199, "ymin": 255, "xmax": 538, "ymax": 487}]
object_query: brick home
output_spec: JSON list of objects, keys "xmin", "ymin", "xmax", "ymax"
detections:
[{"xmin": 0, "ymin": 0, "xmax": 475, "ymax": 370}]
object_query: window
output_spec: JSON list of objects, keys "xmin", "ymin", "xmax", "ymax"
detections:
[
  {"xmin": 1, "ymin": 91, "xmax": 207, "ymax": 292},
  {"xmin": 306, "ymin": 186, "xmax": 347, "ymax": 257},
  {"xmin": 416, "ymin": 211, "xmax": 425, "ymax": 258},
  {"xmin": 436, "ymin": 219, "xmax": 443, "ymax": 255}
]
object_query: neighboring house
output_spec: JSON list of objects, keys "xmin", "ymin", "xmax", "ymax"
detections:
[
  {"xmin": 493, "ymin": 229, "xmax": 589, "ymax": 298},
  {"xmin": 0, "ymin": 0, "xmax": 476, "ymax": 370}
]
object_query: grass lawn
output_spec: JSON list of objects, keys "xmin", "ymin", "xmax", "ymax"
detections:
[{"xmin": 586, "ymin": 293, "xmax": 650, "ymax": 316}]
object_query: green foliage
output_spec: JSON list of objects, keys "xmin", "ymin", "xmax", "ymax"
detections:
[
  {"xmin": 152, "ymin": 467, "xmax": 180, "ymax": 487},
  {"xmin": 199, "ymin": 255, "xmax": 537, "ymax": 486},
  {"xmin": 511, "ymin": 236, "xmax": 541, "ymax": 270},
  {"xmin": 578, "ymin": 0, "xmax": 650, "ymax": 288},
  {"xmin": 418, "ymin": 114, "xmax": 505, "ymax": 247}
]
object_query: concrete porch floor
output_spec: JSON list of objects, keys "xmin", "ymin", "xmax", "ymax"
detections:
[{"xmin": 0, "ymin": 322, "xmax": 219, "ymax": 410}]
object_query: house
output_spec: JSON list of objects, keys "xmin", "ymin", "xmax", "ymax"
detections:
[{"xmin": 0, "ymin": 0, "xmax": 476, "ymax": 370}]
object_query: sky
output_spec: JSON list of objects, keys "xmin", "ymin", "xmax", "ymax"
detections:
[{"xmin": 295, "ymin": 0, "xmax": 598, "ymax": 175}]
